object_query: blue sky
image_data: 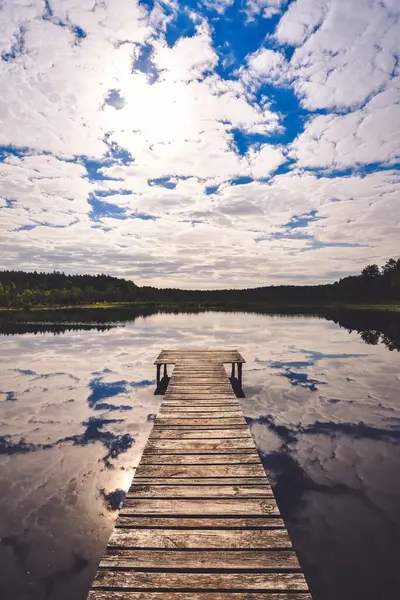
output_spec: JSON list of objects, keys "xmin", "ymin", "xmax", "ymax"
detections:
[{"xmin": 0, "ymin": 0, "xmax": 399, "ymax": 287}]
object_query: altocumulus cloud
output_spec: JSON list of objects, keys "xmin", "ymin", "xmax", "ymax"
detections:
[{"xmin": 0, "ymin": 0, "xmax": 399, "ymax": 287}]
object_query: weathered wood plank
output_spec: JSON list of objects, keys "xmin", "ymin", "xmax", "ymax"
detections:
[
  {"xmin": 159, "ymin": 408, "xmax": 241, "ymax": 413},
  {"xmin": 92, "ymin": 571, "xmax": 307, "ymax": 591},
  {"xmin": 155, "ymin": 349, "xmax": 245, "ymax": 363},
  {"xmin": 151, "ymin": 428, "xmax": 250, "ymax": 432},
  {"xmin": 135, "ymin": 465, "xmax": 266, "ymax": 478},
  {"xmin": 169, "ymin": 385, "xmax": 233, "ymax": 389},
  {"xmin": 148, "ymin": 430, "xmax": 252, "ymax": 440},
  {"xmin": 139, "ymin": 453, "xmax": 261, "ymax": 465},
  {"xmin": 165, "ymin": 394, "xmax": 237, "ymax": 397},
  {"xmin": 172, "ymin": 371, "xmax": 227, "ymax": 375},
  {"xmin": 163, "ymin": 399, "xmax": 239, "ymax": 403},
  {"xmin": 160, "ymin": 404, "xmax": 240, "ymax": 408},
  {"xmin": 127, "ymin": 485, "xmax": 273, "ymax": 498},
  {"xmin": 100, "ymin": 549, "xmax": 299, "ymax": 570},
  {"xmin": 155, "ymin": 419, "xmax": 247, "ymax": 427},
  {"xmin": 89, "ymin": 593, "xmax": 312, "ymax": 600},
  {"xmin": 145, "ymin": 439, "xmax": 257, "ymax": 451},
  {"xmin": 169, "ymin": 380, "xmax": 233, "ymax": 384},
  {"xmin": 120, "ymin": 498, "xmax": 279, "ymax": 515},
  {"xmin": 108, "ymin": 527, "xmax": 290, "ymax": 549},
  {"xmin": 131, "ymin": 478, "xmax": 270, "ymax": 486},
  {"xmin": 158, "ymin": 400, "xmax": 243, "ymax": 408},
  {"xmin": 115, "ymin": 516, "xmax": 285, "ymax": 528},
  {"xmin": 158, "ymin": 406, "xmax": 243, "ymax": 419}
]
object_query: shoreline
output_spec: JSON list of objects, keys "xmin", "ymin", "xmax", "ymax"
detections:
[{"xmin": 1, "ymin": 301, "xmax": 400, "ymax": 322}]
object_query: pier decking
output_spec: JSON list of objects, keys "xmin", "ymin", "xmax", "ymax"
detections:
[{"xmin": 88, "ymin": 350, "xmax": 311, "ymax": 600}]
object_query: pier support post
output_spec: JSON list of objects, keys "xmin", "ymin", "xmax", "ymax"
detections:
[
  {"xmin": 156, "ymin": 364, "xmax": 161, "ymax": 386},
  {"xmin": 231, "ymin": 363, "xmax": 235, "ymax": 379},
  {"xmin": 238, "ymin": 362, "xmax": 243, "ymax": 386},
  {"xmin": 163, "ymin": 364, "xmax": 168, "ymax": 378}
]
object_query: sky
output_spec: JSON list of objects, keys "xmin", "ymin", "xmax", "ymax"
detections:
[{"xmin": 0, "ymin": 0, "xmax": 399, "ymax": 289}]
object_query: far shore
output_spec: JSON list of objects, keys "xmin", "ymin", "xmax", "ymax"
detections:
[{"xmin": 1, "ymin": 300, "xmax": 400, "ymax": 321}]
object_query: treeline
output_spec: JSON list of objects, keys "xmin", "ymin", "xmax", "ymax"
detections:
[
  {"xmin": 0, "ymin": 258, "xmax": 399, "ymax": 309},
  {"xmin": 329, "ymin": 259, "xmax": 400, "ymax": 303},
  {"xmin": 0, "ymin": 271, "xmax": 138, "ymax": 307}
]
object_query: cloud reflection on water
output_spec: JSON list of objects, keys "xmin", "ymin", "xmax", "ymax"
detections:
[{"xmin": 0, "ymin": 311, "xmax": 400, "ymax": 600}]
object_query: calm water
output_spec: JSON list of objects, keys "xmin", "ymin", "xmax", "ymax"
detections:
[{"xmin": 1, "ymin": 311, "xmax": 400, "ymax": 600}]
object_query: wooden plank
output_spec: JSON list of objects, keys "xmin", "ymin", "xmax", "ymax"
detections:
[
  {"xmin": 169, "ymin": 385, "xmax": 233, "ymax": 389},
  {"xmin": 135, "ymin": 465, "xmax": 266, "ymax": 478},
  {"xmin": 145, "ymin": 440, "xmax": 257, "ymax": 451},
  {"xmin": 165, "ymin": 393, "xmax": 237, "ymax": 397},
  {"xmin": 108, "ymin": 527, "xmax": 290, "ymax": 549},
  {"xmin": 165, "ymin": 396, "xmax": 237, "ymax": 400},
  {"xmin": 100, "ymin": 549, "xmax": 300, "ymax": 570},
  {"xmin": 159, "ymin": 407, "xmax": 241, "ymax": 411},
  {"xmin": 169, "ymin": 381, "xmax": 233, "ymax": 385},
  {"xmin": 172, "ymin": 370, "xmax": 226, "ymax": 375},
  {"xmin": 161, "ymin": 406, "xmax": 241, "ymax": 409},
  {"xmin": 162, "ymin": 400, "xmax": 238, "ymax": 404},
  {"xmin": 89, "ymin": 593, "xmax": 312, "ymax": 600},
  {"xmin": 157, "ymin": 411, "xmax": 244, "ymax": 417},
  {"xmin": 159, "ymin": 406, "xmax": 241, "ymax": 412},
  {"xmin": 115, "ymin": 516, "xmax": 285, "ymax": 528},
  {"xmin": 156, "ymin": 349, "xmax": 244, "ymax": 359},
  {"xmin": 132, "ymin": 475, "xmax": 269, "ymax": 485},
  {"xmin": 155, "ymin": 419, "xmax": 246, "ymax": 427},
  {"xmin": 169, "ymin": 389, "xmax": 234, "ymax": 394},
  {"xmin": 160, "ymin": 403, "xmax": 240, "ymax": 408},
  {"xmin": 92, "ymin": 572, "xmax": 307, "ymax": 591},
  {"xmin": 120, "ymin": 498, "xmax": 280, "ymax": 515},
  {"xmin": 127, "ymin": 485, "xmax": 273, "ymax": 498},
  {"xmin": 170, "ymin": 383, "xmax": 234, "ymax": 387},
  {"xmin": 153, "ymin": 421, "xmax": 248, "ymax": 428},
  {"xmin": 139, "ymin": 453, "xmax": 261, "ymax": 464},
  {"xmin": 148, "ymin": 430, "xmax": 252, "ymax": 440},
  {"xmin": 131, "ymin": 478, "xmax": 270, "ymax": 486}
]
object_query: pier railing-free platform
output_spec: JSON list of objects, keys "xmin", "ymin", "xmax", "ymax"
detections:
[{"xmin": 87, "ymin": 349, "xmax": 312, "ymax": 600}]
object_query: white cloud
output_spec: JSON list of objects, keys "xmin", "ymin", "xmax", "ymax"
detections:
[
  {"xmin": 278, "ymin": 0, "xmax": 400, "ymax": 110},
  {"xmin": 240, "ymin": 47, "xmax": 287, "ymax": 86},
  {"xmin": 152, "ymin": 21, "xmax": 219, "ymax": 82},
  {"xmin": 275, "ymin": 0, "xmax": 328, "ymax": 46},
  {"xmin": 247, "ymin": 144, "xmax": 286, "ymax": 178},
  {"xmin": 245, "ymin": 0, "xmax": 285, "ymax": 21},
  {"xmin": 203, "ymin": 0, "xmax": 235, "ymax": 14},
  {"xmin": 290, "ymin": 78, "xmax": 400, "ymax": 169}
]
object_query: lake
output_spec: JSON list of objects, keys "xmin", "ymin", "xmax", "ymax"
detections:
[{"xmin": 1, "ymin": 310, "xmax": 400, "ymax": 600}]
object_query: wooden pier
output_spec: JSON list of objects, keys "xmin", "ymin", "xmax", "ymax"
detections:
[{"xmin": 87, "ymin": 350, "xmax": 311, "ymax": 600}]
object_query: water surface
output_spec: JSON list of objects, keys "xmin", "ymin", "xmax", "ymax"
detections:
[{"xmin": 1, "ymin": 311, "xmax": 400, "ymax": 600}]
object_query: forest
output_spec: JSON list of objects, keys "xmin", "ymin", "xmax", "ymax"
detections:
[{"xmin": 0, "ymin": 258, "xmax": 399, "ymax": 310}]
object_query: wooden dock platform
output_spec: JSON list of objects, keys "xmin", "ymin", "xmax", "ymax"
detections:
[{"xmin": 87, "ymin": 349, "xmax": 311, "ymax": 600}]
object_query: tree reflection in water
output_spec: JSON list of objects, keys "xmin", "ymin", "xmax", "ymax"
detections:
[{"xmin": 1, "ymin": 307, "xmax": 399, "ymax": 351}]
